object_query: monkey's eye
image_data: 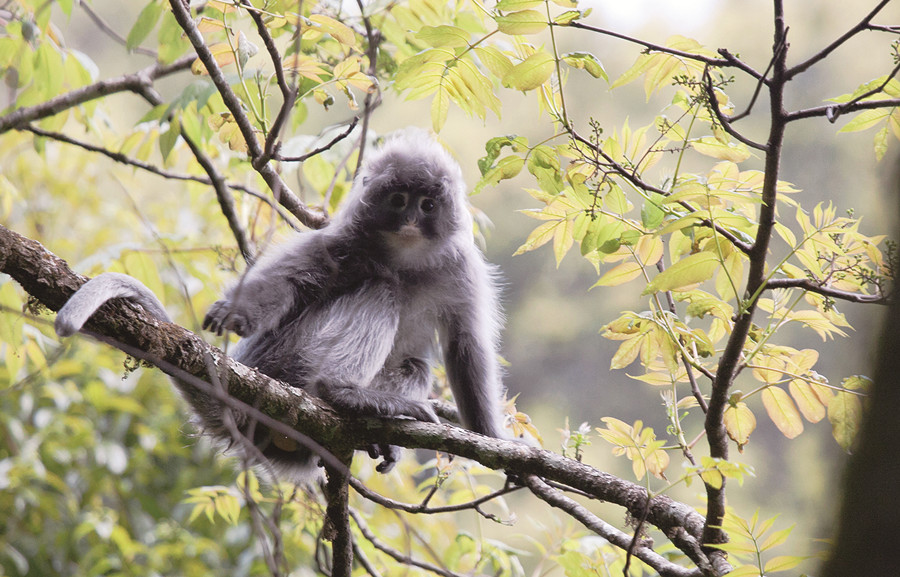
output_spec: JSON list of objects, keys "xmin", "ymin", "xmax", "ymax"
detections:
[
  {"xmin": 420, "ymin": 197, "xmax": 436, "ymax": 214},
  {"xmin": 388, "ymin": 192, "xmax": 408, "ymax": 209}
]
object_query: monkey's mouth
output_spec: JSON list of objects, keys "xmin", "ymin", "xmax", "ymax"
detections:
[{"xmin": 394, "ymin": 224, "xmax": 423, "ymax": 240}]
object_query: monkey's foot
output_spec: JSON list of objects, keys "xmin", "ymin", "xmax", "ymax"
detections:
[{"xmin": 367, "ymin": 443, "xmax": 401, "ymax": 473}]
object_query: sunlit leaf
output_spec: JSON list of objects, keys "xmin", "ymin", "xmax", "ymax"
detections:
[
  {"xmin": 643, "ymin": 251, "xmax": 719, "ymax": 294},
  {"xmin": 495, "ymin": 10, "xmax": 547, "ymax": 36},
  {"xmin": 762, "ymin": 387, "xmax": 804, "ymax": 439},
  {"xmin": 561, "ymin": 51, "xmax": 607, "ymax": 80},
  {"xmin": 724, "ymin": 402, "xmax": 756, "ymax": 448},
  {"xmin": 692, "ymin": 136, "xmax": 752, "ymax": 162},
  {"xmin": 788, "ymin": 380, "xmax": 826, "ymax": 423},
  {"xmin": 416, "ymin": 25, "xmax": 470, "ymax": 48},
  {"xmin": 127, "ymin": 1, "xmax": 163, "ymax": 51},
  {"xmin": 502, "ymin": 51, "xmax": 555, "ymax": 91}
]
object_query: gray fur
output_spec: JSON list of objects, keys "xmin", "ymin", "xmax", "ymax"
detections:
[{"xmin": 55, "ymin": 128, "xmax": 506, "ymax": 477}]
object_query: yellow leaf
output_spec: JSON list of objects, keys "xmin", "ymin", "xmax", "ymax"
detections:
[
  {"xmin": 308, "ymin": 14, "xmax": 356, "ymax": 46},
  {"xmin": 643, "ymin": 251, "xmax": 719, "ymax": 294},
  {"xmin": 430, "ymin": 89, "xmax": 449, "ymax": 132},
  {"xmin": 764, "ymin": 555, "xmax": 806, "ymax": 572},
  {"xmin": 724, "ymin": 402, "xmax": 756, "ymax": 447},
  {"xmin": 593, "ymin": 262, "xmax": 644, "ymax": 287},
  {"xmin": 788, "ymin": 380, "xmax": 826, "ymax": 423},
  {"xmin": 762, "ymin": 387, "xmax": 804, "ymax": 439},
  {"xmin": 495, "ymin": 10, "xmax": 547, "ymax": 35},
  {"xmin": 692, "ymin": 136, "xmax": 752, "ymax": 162},
  {"xmin": 610, "ymin": 335, "xmax": 643, "ymax": 369},
  {"xmin": 502, "ymin": 51, "xmax": 555, "ymax": 91}
]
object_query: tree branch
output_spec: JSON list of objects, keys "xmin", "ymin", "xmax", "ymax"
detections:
[
  {"xmin": 785, "ymin": 0, "xmax": 894, "ymax": 80},
  {"xmin": 0, "ymin": 55, "xmax": 194, "ymax": 134},
  {"xmin": 524, "ymin": 475, "xmax": 708, "ymax": 577},
  {"xmin": 21, "ymin": 124, "xmax": 299, "ymax": 232},
  {"xmin": 764, "ymin": 278, "xmax": 887, "ymax": 303},
  {"xmin": 703, "ymin": 2, "xmax": 789, "ymax": 554},
  {"xmin": 349, "ymin": 508, "xmax": 464, "ymax": 577}
]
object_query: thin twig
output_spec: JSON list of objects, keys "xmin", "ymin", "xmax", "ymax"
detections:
[
  {"xmin": 701, "ymin": 67, "xmax": 767, "ymax": 151},
  {"xmin": 79, "ymin": 2, "xmax": 158, "ymax": 58},
  {"xmin": 21, "ymin": 124, "xmax": 298, "ymax": 234},
  {"xmin": 524, "ymin": 475, "xmax": 705, "ymax": 577},
  {"xmin": 276, "ymin": 118, "xmax": 360, "ymax": 162},
  {"xmin": 764, "ymin": 278, "xmax": 886, "ymax": 303},
  {"xmin": 786, "ymin": 0, "xmax": 893, "ymax": 80},
  {"xmin": 349, "ymin": 476, "xmax": 521, "ymax": 519},
  {"xmin": 353, "ymin": 0, "xmax": 383, "ymax": 177},
  {"xmin": 349, "ymin": 508, "xmax": 465, "ymax": 577},
  {"xmin": 135, "ymin": 85, "xmax": 256, "ymax": 265},
  {"xmin": 0, "ymin": 55, "xmax": 194, "ymax": 133}
]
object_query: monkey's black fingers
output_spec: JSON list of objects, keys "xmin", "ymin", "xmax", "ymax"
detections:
[{"xmin": 375, "ymin": 444, "xmax": 401, "ymax": 473}]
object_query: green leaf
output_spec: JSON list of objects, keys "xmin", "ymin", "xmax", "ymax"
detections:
[
  {"xmin": 764, "ymin": 555, "xmax": 806, "ymax": 573},
  {"xmin": 838, "ymin": 108, "xmax": 891, "ymax": 133},
  {"xmin": 416, "ymin": 25, "xmax": 471, "ymax": 48},
  {"xmin": 476, "ymin": 155, "xmax": 524, "ymax": 193},
  {"xmin": 502, "ymin": 51, "xmax": 555, "ymax": 91},
  {"xmin": 496, "ymin": 0, "xmax": 545, "ymax": 10},
  {"xmin": 829, "ymin": 390, "xmax": 862, "ymax": 451},
  {"xmin": 641, "ymin": 193, "xmax": 665, "ymax": 229},
  {"xmin": 759, "ymin": 525, "xmax": 794, "ymax": 552},
  {"xmin": 127, "ymin": 1, "xmax": 163, "ymax": 51},
  {"xmin": 430, "ymin": 88, "xmax": 449, "ymax": 132},
  {"xmin": 474, "ymin": 46, "xmax": 514, "ymax": 78},
  {"xmin": 561, "ymin": 51, "xmax": 607, "ymax": 80},
  {"xmin": 643, "ymin": 251, "xmax": 719, "ymax": 294},
  {"xmin": 495, "ymin": 10, "xmax": 547, "ymax": 36}
]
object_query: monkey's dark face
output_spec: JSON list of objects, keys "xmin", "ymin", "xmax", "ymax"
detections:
[{"xmin": 369, "ymin": 185, "xmax": 455, "ymax": 250}]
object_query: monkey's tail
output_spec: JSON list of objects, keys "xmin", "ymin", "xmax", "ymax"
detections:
[{"xmin": 55, "ymin": 272, "xmax": 171, "ymax": 337}]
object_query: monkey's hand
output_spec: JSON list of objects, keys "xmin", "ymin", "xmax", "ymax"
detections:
[{"xmin": 203, "ymin": 300, "xmax": 253, "ymax": 337}]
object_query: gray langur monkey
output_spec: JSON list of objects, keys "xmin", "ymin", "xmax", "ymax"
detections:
[{"xmin": 54, "ymin": 129, "xmax": 507, "ymax": 477}]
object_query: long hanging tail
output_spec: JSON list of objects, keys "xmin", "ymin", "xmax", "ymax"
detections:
[{"xmin": 55, "ymin": 272, "xmax": 171, "ymax": 337}]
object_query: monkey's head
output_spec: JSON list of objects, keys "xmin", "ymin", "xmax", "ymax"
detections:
[{"xmin": 341, "ymin": 129, "xmax": 473, "ymax": 266}]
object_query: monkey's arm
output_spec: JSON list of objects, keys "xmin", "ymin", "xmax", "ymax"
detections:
[
  {"xmin": 440, "ymin": 257, "xmax": 506, "ymax": 439},
  {"xmin": 203, "ymin": 235, "xmax": 329, "ymax": 337}
]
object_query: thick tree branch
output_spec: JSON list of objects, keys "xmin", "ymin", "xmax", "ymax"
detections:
[
  {"xmin": 703, "ymin": 2, "xmax": 789, "ymax": 553},
  {"xmin": 0, "ymin": 223, "xmax": 712, "ymax": 569}
]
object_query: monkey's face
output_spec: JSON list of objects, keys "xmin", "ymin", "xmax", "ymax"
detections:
[{"xmin": 371, "ymin": 186, "xmax": 454, "ymax": 251}]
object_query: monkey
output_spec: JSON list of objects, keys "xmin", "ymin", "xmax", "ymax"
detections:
[{"xmin": 54, "ymin": 129, "xmax": 507, "ymax": 478}]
